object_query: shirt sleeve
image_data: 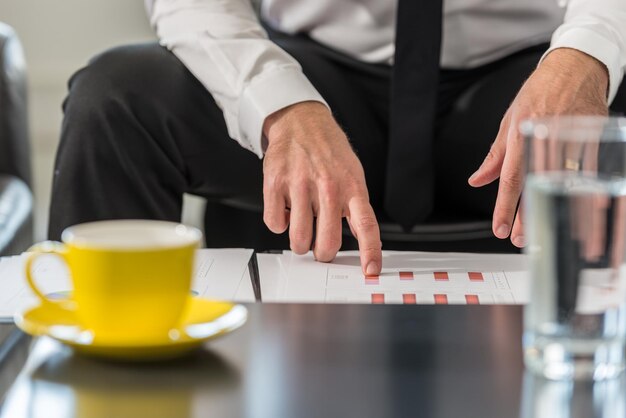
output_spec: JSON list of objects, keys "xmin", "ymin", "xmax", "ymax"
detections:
[
  {"xmin": 146, "ymin": 0, "xmax": 328, "ymax": 158},
  {"xmin": 545, "ymin": 0, "xmax": 626, "ymax": 103}
]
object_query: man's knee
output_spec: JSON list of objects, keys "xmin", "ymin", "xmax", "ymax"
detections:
[{"xmin": 64, "ymin": 43, "xmax": 178, "ymax": 118}]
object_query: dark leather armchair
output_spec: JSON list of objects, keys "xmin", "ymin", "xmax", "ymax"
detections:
[{"xmin": 0, "ymin": 23, "xmax": 33, "ymax": 256}]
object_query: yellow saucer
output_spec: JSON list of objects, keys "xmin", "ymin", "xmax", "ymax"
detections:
[{"xmin": 14, "ymin": 297, "xmax": 247, "ymax": 360}]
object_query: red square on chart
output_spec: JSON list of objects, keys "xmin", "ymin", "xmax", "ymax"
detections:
[
  {"xmin": 434, "ymin": 294, "xmax": 448, "ymax": 304},
  {"xmin": 468, "ymin": 272, "xmax": 484, "ymax": 282},
  {"xmin": 371, "ymin": 293, "xmax": 385, "ymax": 304},
  {"xmin": 433, "ymin": 271, "xmax": 449, "ymax": 281},
  {"xmin": 403, "ymin": 294, "xmax": 416, "ymax": 304},
  {"xmin": 399, "ymin": 271, "xmax": 414, "ymax": 280},
  {"xmin": 465, "ymin": 295, "xmax": 479, "ymax": 305}
]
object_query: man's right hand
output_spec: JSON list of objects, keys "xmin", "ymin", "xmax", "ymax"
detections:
[{"xmin": 262, "ymin": 101, "xmax": 382, "ymax": 276}]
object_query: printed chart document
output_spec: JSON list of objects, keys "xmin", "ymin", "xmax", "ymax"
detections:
[
  {"xmin": 0, "ymin": 249, "xmax": 254, "ymax": 320},
  {"xmin": 258, "ymin": 251, "xmax": 529, "ymax": 305},
  {"xmin": 191, "ymin": 249, "xmax": 254, "ymax": 302}
]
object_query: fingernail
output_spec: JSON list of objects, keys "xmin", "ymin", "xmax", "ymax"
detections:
[
  {"xmin": 468, "ymin": 171, "xmax": 479, "ymax": 183},
  {"xmin": 366, "ymin": 262, "xmax": 379, "ymax": 276},
  {"xmin": 512, "ymin": 236, "xmax": 525, "ymax": 247},
  {"xmin": 496, "ymin": 224, "xmax": 509, "ymax": 238}
]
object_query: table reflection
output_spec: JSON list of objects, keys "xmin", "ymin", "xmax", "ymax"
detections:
[
  {"xmin": 1, "ymin": 338, "xmax": 241, "ymax": 418},
  {"xmin": 520, "ymin": 371, "xmax": 626, "ymax": 418}
]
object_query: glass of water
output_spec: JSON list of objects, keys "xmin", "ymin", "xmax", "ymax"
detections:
[{"xmin": 522, "ymin": 116, "xmax": 626, "ymax": 380}]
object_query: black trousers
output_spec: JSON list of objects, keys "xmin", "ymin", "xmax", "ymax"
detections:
[{"xmin": 48, "ymin": 33, "xmax": 626, "ymax": 241}]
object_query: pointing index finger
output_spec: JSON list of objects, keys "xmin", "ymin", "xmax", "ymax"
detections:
[
  {"xmin": 347, "ymin": 196, "xmax": 382, "ymax": 276},
  {"xmin": 493, "ymin": 125, "xmax": 525, "ymax": 239}
]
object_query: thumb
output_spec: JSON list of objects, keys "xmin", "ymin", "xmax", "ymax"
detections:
[{"xmin": 468, "ymin": 117, "xmax": 510, "ymax": 187}]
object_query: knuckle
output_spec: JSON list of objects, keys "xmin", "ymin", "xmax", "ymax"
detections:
[
  {"xmin": 290, "ymin": 177, "xmax": 310, "ymax": 195},
  {"xmin": 355, "ymin": 215, "xmax": 378, "ymax": 231},
  {"xmin": 320, "ymin": 194, "xmax": 340, "ymax": 211},
  {"xmin": 348, "ymin": 181, "xmax": 368, "ymax": 198},
  {"xmin": 345, "ymin": 170, "xmax": 366, "ymax": 187},
  {"xmin": 318, "ymin": 177, "xmax": 340, "ymax": 198},
  {"xmin": 499, "ymin": 175, "xmax": 522, "ymax": 192},
  {"xmin": 290, "ymin": 228, "xmax": 311, "ymax": 245},
  {"xmin": 290, "ymin": 236, "xmax": 310, "ymax": 253},
  {"xmin": 509, "ymin": 131, "xmax": 524, "ymax": 146},
  {"xmin": 264, "ymin": 173, "xmax": 286, "ymax": 193},
  {"xmin": 499, "ymin": 117, "xmax": 508, "ymax": 131},
  {"xmin": 485, "ymin": 142, "xmax": 503, "ymax": 162},
  {"xmin": 493, "ymin": 213, "xmax": 512, "ymax": 227}
]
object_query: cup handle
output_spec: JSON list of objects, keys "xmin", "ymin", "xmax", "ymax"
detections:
[{"xmin": 25, "ymin": 241, "xmax": 74, "ymax": 310}]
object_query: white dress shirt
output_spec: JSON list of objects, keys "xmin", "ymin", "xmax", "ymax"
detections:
[{"xmin": 146, "ymin": 0, "xmax": 626, "ymax": 158}]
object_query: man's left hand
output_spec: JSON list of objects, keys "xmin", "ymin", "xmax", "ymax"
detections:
[{"xmin": 468, "ymin": 47, "xmax": 610, "ymax": 247}]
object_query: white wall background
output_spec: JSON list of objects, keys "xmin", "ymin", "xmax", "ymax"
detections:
[{"xmin": 0, "ymin": 1, "xmax": 158, "ymax": 240}]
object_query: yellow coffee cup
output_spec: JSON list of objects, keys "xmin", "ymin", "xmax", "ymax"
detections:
[{"xmin": 25, "ymin": 220, "xmax": 202, "ymax": 343}]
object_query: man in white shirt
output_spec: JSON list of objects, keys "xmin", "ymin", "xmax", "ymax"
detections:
[{"xmin": 49, "ymin": 0, "xmax": 625, "ymax": 277}]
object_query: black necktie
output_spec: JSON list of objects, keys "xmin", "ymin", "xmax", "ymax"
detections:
[{"xmin": 385, "ymin": 0, "xmax": 443, "ymax": 230}]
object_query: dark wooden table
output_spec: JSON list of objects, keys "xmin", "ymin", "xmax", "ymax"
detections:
[{"xmin": 0, "ymin": 304, "xmax": 622, "ymax": 418}]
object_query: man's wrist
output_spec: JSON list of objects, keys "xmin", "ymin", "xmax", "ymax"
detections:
[
  {"xmin": 541, "ymin": 47, "xmax": 609, "ymax": 98},
  {"xmin": 263, "ymin": 101, "xmax": 331, "ymax": 143}
]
